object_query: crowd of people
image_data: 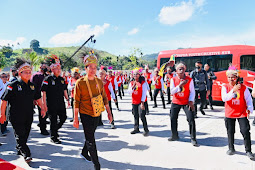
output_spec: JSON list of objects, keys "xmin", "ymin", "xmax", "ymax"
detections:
[{"xmin": 0, "ymin": 51, "xmax": 254, "ymax": 170}]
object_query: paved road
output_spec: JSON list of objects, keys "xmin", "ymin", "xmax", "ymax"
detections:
[{"xmin": 1, "ymin": 91, "xmax": 255, "ymax": 170}]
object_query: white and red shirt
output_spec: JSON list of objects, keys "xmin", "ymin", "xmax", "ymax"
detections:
[
  {"xmin": 116, "ymin": 76, "xmax": 122, "ymax": 87},
  {"xmin": 221, "ymin": 84, "xmax": 253, "ymax": 118},
  {"xmin": 103, "ymin": 80, "xmax": 116, "ymax": 101},
  {"xmin": 143, "ymin": 72, "xmax": 152, "ymax": 84},
  {"xmin": 107, "ymin": 75, "xmax": 118, "ymax": 91},
  {"xmin": 170, "ymin": 76, "xmax": 195, "ymax": 105},
  {"xmin": 68, "ymin": 78, "xmax": 78, "ymax": 98},
  {"xmin": 165, "ymin": 73, "xmax": 174, "ymax": 87},
  {"xmin": 153, "ymin": 75, "xmax": 164, "ymax": 90},
  {"xmin": 128, "ymin": 80, "xmax": 147, "ymax": 105}
]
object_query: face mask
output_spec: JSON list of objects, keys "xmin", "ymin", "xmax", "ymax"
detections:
[{"xmin": 195, "ymin": 66, "xmax": 201, "ymax": 72}]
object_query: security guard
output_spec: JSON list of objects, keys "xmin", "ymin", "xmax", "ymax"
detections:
[
  {"xmin": 41, "ymin": 54, "xmax": 70, "ymax": 144},
  {"xmin": 0, "ymin": 58, "xmax": 46, "ymax": 163},
  {"xmin": 190, "ymin": 61, "xmax": 210, "ymax": 117}
]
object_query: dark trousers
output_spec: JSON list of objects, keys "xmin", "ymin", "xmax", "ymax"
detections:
[
  {"xmin": 153, "ymin": 88, "xmax": 165, "ymax": 108},
  {"xmin": 80, "ymin": 113, "xmax": 100, "ymax": 166},
  {"xmin": 208, "ymin": 85, "xmax": 213, "ymax": 107},
  {"xmin": 132, "ymin": 104, "xmax": 149, "ymax": 132},
  {"xmin": 99, "ymin": 100, "xmax": 114, "ymax": 125},
  {"xmin": 11, "ymin": 116, "xmax": 33, "ymax": 158},
  {"xmin": 194, "ymin": 90, "xmax": 206, "ymax": 114},
  {"xmin": 118, "ymin": 86, "xmax": 122, "ymax": 99},
  {"xmin": 225, "ymin": 117, "xmax": 251, "ymax": 152},
  {"xmin": 148, "ymin": 83, "xmax": 153, "ymax": 100},
  {"xmin": 48, "ymin": 106, "xmax": 67, "ymax": 138},
  {"xmin": 121, "ymin": 83, "xmax": 124, "ymax": 96},
  {"xmin": 114, "ymin": 91, "xmax": 119, "ymax": 109},
  {"xmin": 1, "ymin": 109, "xmax": 8, "ymax": 133},
  {"xmin": 170, "ymin": 103, "xmax": 196, "ymax": 140},
  {"xmin": 144, "ymin": 101, "xmax": 149, "ymax": 114},
  {"xmin": 167, "ymin": 87, "xmax": 171, "ymax": 104},
  {"xmin": 38, "ymin": 105, "xmax": 48, "ymax": 130},
  {"xmin": 71, "ymin": 97, "xmax": 74, "ymax": 120}
]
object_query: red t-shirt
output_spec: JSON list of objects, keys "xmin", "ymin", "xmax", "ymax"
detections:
[
  {"xmin": 104, "ymin": 80, "xmax": 111, "ymax": 101},
  {"xmin": 130, "ymin": 80, "xmax": 145, "ymax": 105},
  {"xmin": 154, "ymin": 76, "xmax": 162, "ymax": 89},
  {"xmin": 107, "ymin": 75, "xmax": 115, "ymax": 89},
  {"xmin": 116, "ymin": 76, "xmax": 122, "ymax": 87},
  {"xmin": 143, "ymin": 72, "xmax": 152, "ymax": 84},
  {"xmin": 165, "ymin": 73, "xmax": 173, "ymax": 87},
  {"xmin": 172, "ymin": 76, "xmax": 192, "ymax": 105},
  {"xmin": 224, "ymin": 84, "xmax": 247, "ymax": 118}
]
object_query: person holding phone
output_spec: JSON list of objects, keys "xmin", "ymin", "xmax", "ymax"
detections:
[
  {"xmin": 168, "ymin": 62, "xmax": 197, "ymax": 146},
  {"xmin": 221, "ymin": 66, "xmax": 254, "ymax": 159}
]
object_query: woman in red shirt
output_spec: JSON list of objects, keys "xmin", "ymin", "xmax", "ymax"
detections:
[
  {"xmin": 221, "ymin": 66, "xmax": 254, "ymax": 159},
  {"xmin": 128, "ymin": 68, "xmax": 149, "ymax": 136}
]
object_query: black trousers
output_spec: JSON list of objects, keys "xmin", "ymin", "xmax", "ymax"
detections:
[
  {"xmin": 208, "ymin": 85, "xmax": 213, "ymax": 107},
  {"xmin": 114, "ymin": 91, "xmax": 119, "ymax": 109},
  {"xmin": 121, "ymin": 83, "xmax": 124, "ymax": 96},
  {"xmin": 170, "ymin": 103, "xmax": 196, "ymax": 140},
  {"xmin": 148, "ymin": 83, "xmax": 153, "ymax": 100},
  {"xmin": 1, "ymin": 109, "xmax": 8, "ymax": 133},
  {"xmin": 80, "ymin": 113, "xmax": 100, "ymax": 166},
  {"xmin": 194, "ymin": 90, "xmax": 206, "ymax": 114},
  {"xmin": 225, "ymin": 117, "xmax": 251, "ymax": 152},
  {"xmin": 132, "ymin": 104, "xmax": 149, "ymax": 132},
  {"xmin": 153, "ymin": 88, "xmax": 165, "ymax": 107},
  {"xmin": 71, "ymin": 97, "xmax": 74, "ymax": 120},
  {"xmin": 167, "ymin": 87, "xmax": 171, "ymax": 103},
  {"xmin": 37, "ymin": 105, "xmax": 48, "ymax": 130},
  {"xmin": 118, "ymin": 86, "xmax": 122, "ymax": 99},
  {"xmin": 48, "ymin": 105, "xmax": 67, "ymax": 138},
  {"xmin": 98, "ymin": 100, "xmax": 114, "ymax": 125},
  {"xmin": 11, "ymin": 116, "xmax": 33, "ymax": 158},
  {"xmin": 144, "ymin": 101, "xmax": 149, "ymax": 114}
]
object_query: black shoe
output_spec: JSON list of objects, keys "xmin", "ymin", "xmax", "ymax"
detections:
[
  {"xmin": 200, "ymin": 110, "xmax": 205, "ymax": 115},
  {"xmin": 168, "ymin": 136, "xmax": 179, "ymax": 141},
  {"xmin": 191, "ymin": 139, "xmax": 198, "ymax": 147},
  {"xmin": 130, "ymin": 129, "xmax": 140, "ymax": 134},
  {"xmin": 94, "ymin": 163, "xmax": 101, "ymax": 170},
  {"xmin": 41, "ymin": 129, "xmax": 50, "ymax": 136},
  {"xmin": 70, "ymin": 119, "xmax": 73, "ymax": 122},
  {"xmin": 167, "ymin": 102, "xmax": 171, "ymax": 104},
  {"xmin": 51, "ymin": 138, "xmax": 61, "ymax": 144},
  {"xmin": 194, "ymin": 114, "xmax": 198, "ymax": 118},
  {"xmin": 226, "ymin": 149, "xmax": 235, "ymax": 155},
  {"xmin": 253, "ymin": 120, "xmax": 255, "ymax": 126},
  {"xmin": 163, "ymin": 106, "xmax": 166, "ymax": 109},
  {"xmin": 0, "ymin": 143, "xmax": 2, "ymax": 146},
  {"xmin": 80, "ymin": 153, "xmax": 92, "ymax": 162},
  {"xmin": 246, "ymin": 152, "xmax": 254, "ymax": 159},
  {"xmin": 204, "ymin": 106, "xmax": 208, "ymax": 109},
  {"xmin": 143, "ymin": 131, "xmax": 149, "ymax": 137},
  {"xmin": 152, "ymin": 105, "xmax": 157, "ymax": 108},
  {"xmin": 111, "ymin": 124, "xmax": 116, "ymax": 129},
  {"xmin": 24, "ymin": 157, "xmax": 32, "ymax": 164},
  {"xmin": 46, "ymin": 121, "xmax": 50, "ymax": 124},
  {"xmin": 17, "ymin": 150, "xmax": 21, "ymax": 155},
  {"xmin": 210, "ymin": 106, "xmax": 214, "ymax": 110}
]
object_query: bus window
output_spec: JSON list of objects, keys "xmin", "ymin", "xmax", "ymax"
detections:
[
  {"xmin": 175, "ymin": 56, "xmax": 202, "ymax": 72},
  {"xmin": 240, "ymin": 55, "xmax": 255, "ymax": 71},
  {"xmin": 160, "ymin": 58, "xmax": 169, "ymax": 67},
  {"xmin": 214, "ymin": 55, "xmax": 232, "ymax": 72}
]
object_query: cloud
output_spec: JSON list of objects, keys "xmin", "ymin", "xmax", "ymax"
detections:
[
  {"xmin": 128, "ymin": 28, "xmax": 139, "ymax": 35},
  {"xmin": 49, "ymin": 23, "xmax": 110, "ymax": 45},
  {"xmin": 158, "ymin": 0, "xmax": 205, "ymax": 26},
  {"xmin": 0, "ymin": 37, "xmax": 26, "ymax": 46}
]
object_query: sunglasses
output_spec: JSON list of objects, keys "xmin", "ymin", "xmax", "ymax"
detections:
[{"xmin": 1, "ymin": 76, "xmax": 7, "ymax": 78}]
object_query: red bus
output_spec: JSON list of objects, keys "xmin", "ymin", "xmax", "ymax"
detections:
[{"xmin": 157, "ymin": 45, "xmax": 255, "ymax": 101}]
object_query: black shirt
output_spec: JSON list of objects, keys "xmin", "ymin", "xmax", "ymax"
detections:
[
  {"xmin": 41, "ymin": 75, "xmax": 67, "ymax": 108},
  {"xmin": 1, "ymin": 78, "xmax": 41, "ymax": 119}
]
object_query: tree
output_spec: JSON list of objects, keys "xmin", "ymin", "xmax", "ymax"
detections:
[
  {"xmin": 1, "ymin": 46, "xmax": 13, "ymax": 58},
  {"xmin": 0, "ymin": 52, "xmax": 7, "ymax": 69},
  {"xmin": 30, "ymin": 39, "xmax": 40, "ymax": 50},
  {"xmin": 60, "ymin": 53, "xmax": 78, "ymax": 70},
  {"xmin": 23, "ymin": 52, "xmax": 44, "ymax": 71}
]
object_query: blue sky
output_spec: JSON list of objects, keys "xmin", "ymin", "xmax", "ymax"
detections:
[{"xmin": 1, "ymin": 0, "xmax": 255, "ymax": 55}]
